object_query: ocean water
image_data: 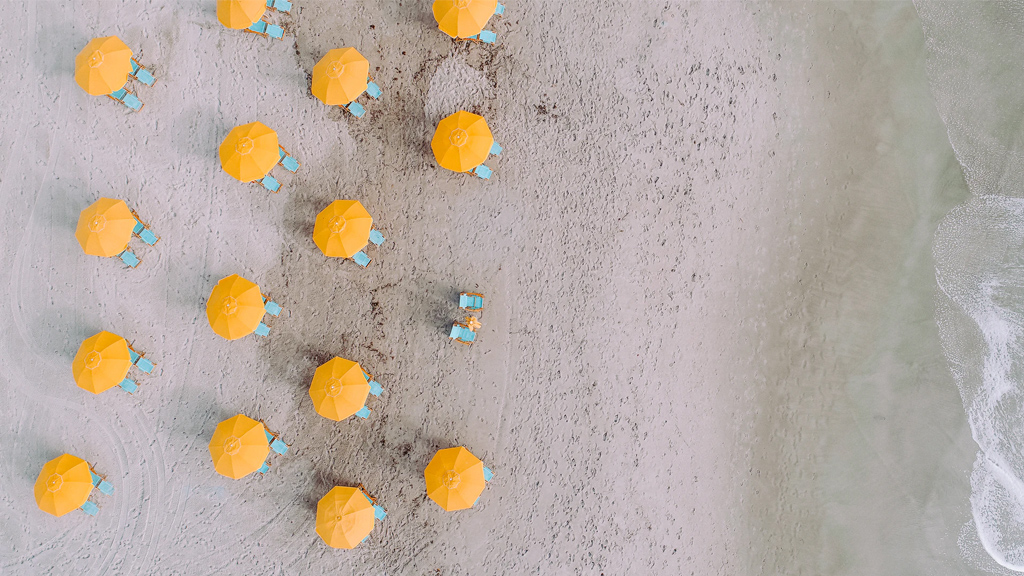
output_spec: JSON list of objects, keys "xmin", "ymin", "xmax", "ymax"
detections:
[{"xmin": 919, "ymin": 2, "xmax": 1024, "ymax": 572}]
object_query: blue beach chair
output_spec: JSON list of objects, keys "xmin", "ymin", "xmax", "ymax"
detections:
[
  {"xmin": 81, "ymin": 501, "xmax": 99, "ymax": 516},
  {"xmin": 369, "ymin": 229, "xmax": 386, "ymax": 246},
  {"xmin": 271, "ymin": 438, "xmax": 288, "ymax": 454},
  {"xmin": 480, "ymin": 30, "xmax": 497, "ymax": 44},
  {"xmin": 266, "ymin": 0, "xmax": 292, "ymax": 13},
  {"xmin": 259, "ymin": 173, "xmax": 281, "ymax": 193},
  {"xmin": 128, "ymin": 347, "xmax": 155, "ymax": 374},
  {"xmin": 264, "ymin": 299, "xmax": 282, "ymax": 316},
  {"xmin": 352, "ymin": 251, "xmax": 371, "ymax": 267},
  {"xmin": 119, "ymin": 377, "xmax": 138, "ymax": 394},
  {"xmin": 483, "ymin": 466, "xmax": 493, "ymax": 481},
  {"xmin": 130, "ymin": 59, "xmax": 156, "ymax": 86},
  {"xmin": 495, "ymin": 3, "xmax": 505, "ymax": 15},
  {"xmin": 489, "ymin": 142, "xmax": 502, "ymax": 156},
  {"xmin": 374, "ymin": 504, "xmax": 387, "ymax": 520},
  {"xmin": 255, "ymin": 322, "xmax": 270, "ymax": 336},
  {"xmin": 108, "ymin": 87, "xmax": 144, "ymax": 112},
  {"xmin": 369, "ymin": 378, "xmax": 383, "ymax": 397},
  {"xmin": 449, "ymin": 323, "xmax": 476, "ymax": 344},
  {"xmin": 258, "ymin": 461, "xmax": 270, "ymax": 474},
  {"xmin": 472, "ymin": 164, "xmax": 492, "ymax": 179},
  {"xmin": 459, "ymin": 292, "xmax": 484, "ymax": 311},
  {"xmin": 355, "ymin": 406, "xmax": 371, "ymax": 419},
  {"xmin": 267, "ymin": 24, "xmax": 284, "ymax": 40},
  {"xmin": 277, "ymin": 147, "xmax": 300, "ymax": 173},
  {"xmin": 118, "ymin": 248, "xmax": 140, "ymax": 268},
  {"xmin": 366, "ymin": 81, "xmax": 382, "ymax": 99},
  {"xmin": 347, "ymin": 101, "xmax": 366, "ymax": 118},
  {"xmin": 98, "ymin": 480, "xmax": 114, "ymax": 495}
]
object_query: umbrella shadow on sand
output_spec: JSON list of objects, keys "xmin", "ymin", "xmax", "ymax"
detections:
[{"xmin": 35, "ymin": 23, "xmax": 85, "ymax": 78}]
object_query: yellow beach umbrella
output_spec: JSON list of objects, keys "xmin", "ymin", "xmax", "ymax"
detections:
[
  {"xmin": 206, "ymin": 274, "xmax": 265, "ymax": 340},
  {"xmin": 311, "ymin": 48, "xmax": 370, "ymax": 106},
  {"xmin": 309, "ymin": 357, "xmax": 371, "ymax": 421},
  {"xmin": 312, "ymin": 200, "xmax": 373, "ymax": 259},
  {"xmin": 315, "ymin": 486, "xmax": 375, "ymax": 548},
  {"xmin": 425, "ymin": 446, "xmax": 487, "ymax": 511},
  {"xmin": 219, "ymin": 122, "xmax": 280, "ymax": 182},
  {"xmin": 431, "ymin": 111, "xmax": 494, "ymax": 173},
  {"xmin": 34, "ymin": 454, "xmax": 94, "ymax": 517},
  {"xmin": 217, "ymin": 0, "xmax": 266, "ymax": 29},
  {"xmin": 75, "ymin": 36, "xmax": 133, "ymax": 96},
  {"xmin": 433, "ymin": 0, "xmax": 498, "ymax": 38},
  {"xmin": 209, "ymin": 414, "xmax": 270, "ymax": 479},
  {"xmin": 72, "ymin": 331, "xmax": 133, "ymax": 394},
  {"xmin": 76, "ymin": 198, "xmax": 137, "ymax": 257}
]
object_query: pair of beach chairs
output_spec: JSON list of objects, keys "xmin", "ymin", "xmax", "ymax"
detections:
[
  {"xmin": 245, "ymin": 0, "xmax": 293, "ymax": 40},
  {"xmin": 471, "ymin": 142, "xmax": 503, "ymax": 180},
  {"xmin": 117, "ymin": 209, "xmax": 160, "ymax": 268},
  {"xmin": 80, "ymin": 465, "xmax": 115, "ymax": 516},
  {"xmin": 118, "ymin": 342, "xmax": 157, "ymax": 394},
  {"xmin": 254, "ymin": 295, "xmax": 284, "ymax": 337},
  {"xmin": 257, "ymin": 424, "xmax": 290, "ymax": 474},
  {"xmin": 357, "ymin": 483, "xmax": 388, "ymax": 542},
  {"xmin": 350, "ymin": 228, "xmax": 387, "ymax": 268},
  {"xmin": 107, "ymin": 58, "xmax": 157, "ymax": 112},
  {"xmin": 353, "ymin": 370, "xmax": 385, "ymax": 419},
  {"xmin": 254, "ymin": 146, "xmax": 301, "ymax": 193},
  {"xmin": 450, "ymin": 292, "xmax": 484, "ymax": 345},
  {"xmin": 344, "ymin": 79, "xmax": 384, "ymax": 119}
]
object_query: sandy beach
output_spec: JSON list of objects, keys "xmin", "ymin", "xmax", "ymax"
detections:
[{"xmin": 0, "ymin": 1, "xmax": 1001, "ymax": 574}]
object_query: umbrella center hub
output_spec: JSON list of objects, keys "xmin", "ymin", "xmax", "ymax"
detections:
[
  {"xmin": 454, "ymin": 0, "xmax": 470, "ymax": 8},
  {"xmin": 46, "ymin": 473, "xmax": 64, "ymax": 492},
  {"xmin": 325, "ymin": 377, "xmax": 342, "ymax": 397},
  {"xmin": 224, "ymin": 436, "xmax": 241, "ymax": 455},
  {"xmin": 88, "ymin": 215, "xmax": 107, "ymax": 232},
  {"xmin": 88, "ymin": 50, "xmax": 104, "ymax": 68},
  {"xmin": 235, "ymin": 136, "xmax": 255, "ymax": 155},
  {"xmin": 449, "ymin": 128, "xmax": 469, "ymax": 147},
  {"xmin": 329, "ymin": 216, "xmax": 347, "ymax": 233},
  {"xmin": 85, "ymin": 351, "xmax": 103, "ymax": 369},
  {"xmin": 221, "ymin": 296, "xmax": 239, "ymax": 316},
  {"xmin": 442, "ymin": 470, "xmax": 461, "ymax": 489},
  {"xmin": 327, "ymin": 61, "xmax": 346, "ymax": 79}
]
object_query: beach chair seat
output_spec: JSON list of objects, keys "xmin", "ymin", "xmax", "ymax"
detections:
[
  {"xmin": 267, "ymin": 24, "xmax": 284, "ymax": 40},
  {"xmin": 122, "ymin": 92, "xmax": 144, "ymax": 112},
  {"xmin": 98, "ymin": 480, "xmax": 114, "ymax": 495},
  {"xmin": 270, "ymin": 438, "xmax": 288, "ymax": 455},
  {"xmin": 118, "ymin": 249, "xmax": 140, "ymax": 268},
  {"xmin": 259, "ymin": 173, "xmax": 281, "ymax": 193},
  {"xmin": 90, "ymin": 471, "xmax": 101, "ymax": 486},
  {"xmin": 138, "ymin": 228, "xmax": 159, "ymax": 246},
  {"xmin": 264, "ymin": 300, "xmax": 282, "ymax": 316},
  {"xmin": 483, "ymin": 466, "xmax": 493, "ymax": 481},
  {"xmin": 255, "ymin": 322, "xmax": 270, "ymax": 337},
  {"xmin": 369, "ymin": 229, "xmax": 386, "ymax": 246},
  {"xmin": 277, "ymin": 147, "xmax": 299, "ymax": 173},
  {"xmin": 495, "ymin": 2, "xmax": 504, "ymax": 15},
  {"xmin": 81, "ymin": 501, "xmax": 99, "ymax": 516},
  {"xmin": 459, "ymin": 292, "xmax": 484, "ymax": 311},
  {"xmin": 130, "ymin": 59, "xmax": 156, "ymax": 86},
  {"xmin": 355, "ymin": 406, "xmax": 371, "ymax": 419},
  {"xmin": 247, "ymin": 20, "xmax": 268, "ymax": 36},
  {"xmin": 136, "ymin": 357, "xmax": 155, "ymax": 374},
  {"xmin": 347, "ymin": 101, "xmax": 366, "ymax": 118},
  {"xmin": 258, "ymin": 462, "xmax": 270, "ymax": 474},
  {"xmin": 489, "ymin": 141, "xmax": 502, "ymax": 156},
  {"xmin": 366, "ymin": 81, "xmax": 382, "ymax": 99},
  {"xmin": 119, "ymin": 377, "xmax": 138, "ymax": 393},
  {"xmin": 266, "ymin": 0, "xmax": 292, "ymax": 13},
  {"xmin": 373, "ymin": 504, "xmax": 387, "ymax": 520},
  {"xmin": 133, "ymin": 220, "xmax": 144, "ymax": 234},
  {"xmin": 473, "ymin": 164, "xmax": 492, "ymax": 179},
  {"xmin": 449, "ymin": 323, "xmax": 476, "ymax": 344},
  {"xmin": 480, "ymin": 30, "xmax": 497, "ymax": 44},
  {"xmin": 352, "ymin": 251, "xmax": 371, "ymax": 267},
  {"xmin": 368, "ymin": 379, "xmax": 383, "ymax": 397}
]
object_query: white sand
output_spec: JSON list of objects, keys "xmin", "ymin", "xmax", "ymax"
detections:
[{"xmin": 0, "ymin": 1, "xmax": 979, "ymax": 574}]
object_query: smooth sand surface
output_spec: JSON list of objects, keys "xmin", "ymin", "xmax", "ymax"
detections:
[{"xmin": 0, "ymin": 1, "xmax": 985, "ymax": 574}]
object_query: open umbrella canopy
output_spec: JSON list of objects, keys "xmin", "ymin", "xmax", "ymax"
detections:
[
  {"xmin": 315, "ymin": 486, "xmax": 375, "ymax": 548},
  {"xmin": 311, "ymin": 48, "xmax": 370, "ymax": 106},
  {"xmin": 75, "ymin": 36, "xmax": 133, "ymax": 96},
  {"xmin": 73, "ymin": 331, "xmax": 133, "ymax": 394},
  {"xmin": 431, "ymin": 111, "xmax": 494, "ymax": 173},
  {"xmin": 217, "ymin": 0, "xmax": 266, "ymax": 29},
  {"xmin": 309, "ymin": 357, "xmax": 371, "ymax": 421},
  {"xmin": 312, "ymin": 200, "xmax": 373, "ymax": 259},
  {"xmin": 432, "ymin": 0, "xmax": 498, "ymax": 38},
  {"xmin": 425, "ymin": 446, "xmax": 487, "ymax": 511},
  {"xmin": 209, "ymin": 414, "xmax": 270, "ymax": 479},
  {"xmin": 206, "ymin": 274, "xmax": 265, "ymax": 340},
  {"xmin": 76, "ymin": 197, "xmax": 136, "ymax": 257},
  {"xmin": 34, "ymin": 454, "xmax": 94, "ymax": 517},
  {"xmin": 219, "ymin": 122, "xmax": 280, "ymax": 182}
]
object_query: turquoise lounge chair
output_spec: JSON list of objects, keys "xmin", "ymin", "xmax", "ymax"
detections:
[
  {"xmin": 449, "ymin": 323, "xmax": 476, "ymax": 344},
  {"xmin": 483, "ymin": 467, "xmax": 493, "ymax": 481},
  {"xmin": 128, "ymin": 348, "xmax": 155, "ymax": 374},
  {"xmin": 489, "ymin": 142, "xmax": 502, "ymax": 155},
  {"xmin": 495, "ymin": 3, "xmax": 505, "ymax": 15},
  {"xmin": 259, "ymin": 174, "xmax": 281, "ymax": 193},
  {"xmin": 473, "ymin": 164, "xmax": 492, "ymax": 179},
  {"xmin": 480, "ymin": 30, "xmax": 497, "ymax": 44},
  {"xmin": 366, "ymin": 81, "xmax": 382, "ymax": 99},
  {"xmin": 369, "ymin": 229, "xmax": 386, "ymax": 246},
  {"xmin": 119, "ymin": 377, "xmax": 138, "ymax": 394},
  {"xmin": 108, "ymin": 87, "xmax": 144, "ymax": 112},
  {"xmin": 81, "ymin": 501, "xmax": 99, "ymax": 516},
  {"xmin": 347, "ymin": 101, "xmax": 366, "ymax": 118},
  {"xmin": 258, "ymin": 461, "xmax": 270, "ymax": 474},
  {"xmin": 132, "ymin": 221, "xmax": 159, "ymax": 245},
  {"xmin": 255, "ymin": 322, "xmax": 270, "ymax": 336},
  {"xmin": 278, "ymin": 147, "xmax": 300, "ymax": 173},
  {"xmin": 459, "ymin": 292, "xmax": 484, "ymax": 311},
  {"xmin": 369, "ymin": 379, "xmax": 383, "ymax": 397},
  {"xmin": 373, "ymin": 504, "xmax": 387, "ymax": 520},
  {"xmin": 99, "ymin": 480, "xmax": 114, "ymax": 495},
  {"xmin": 352, "ymin": 251, "xmax": 371, "ymax": 267},
  {"xmin": 355, "ymin": 406, "xmax": 371, "ymax": 419},
  {"xmin": 130, "ymin": 59, "xmax": 156, "ymax": 86},
  {"xmin": 266, "ymin": 0, "xmax": 292, "ymax": 13},
  {"xmin": 264, "ymin": 300, "xmax": 282, "ymax": 316},
  {"xmin": 118, "ymin": 248, "xmax": 140, "ymax": 268}
]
